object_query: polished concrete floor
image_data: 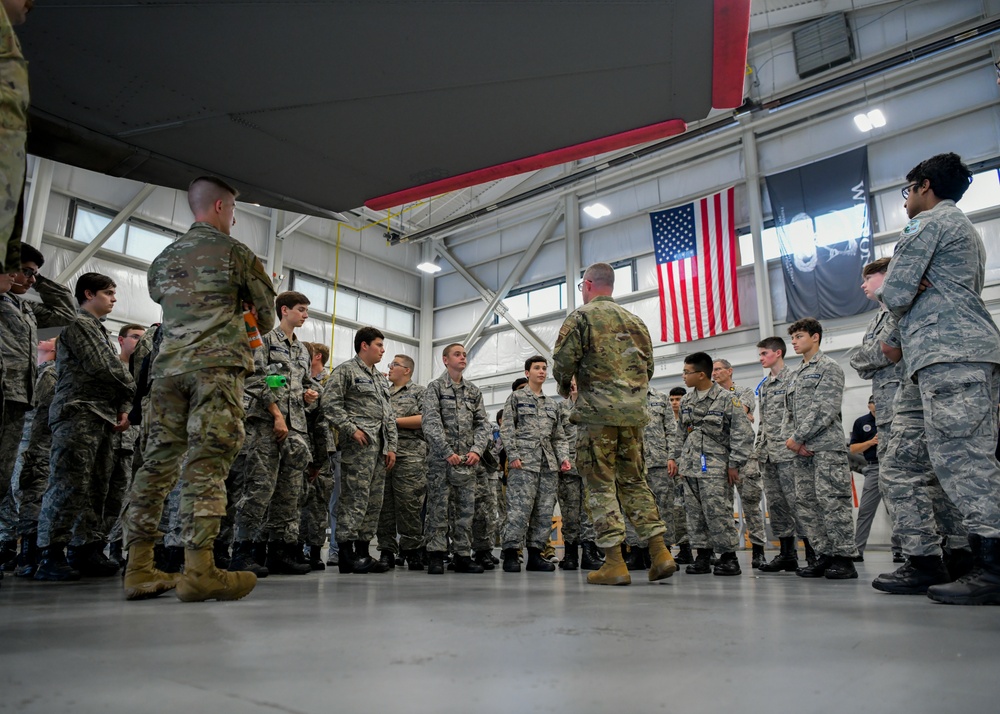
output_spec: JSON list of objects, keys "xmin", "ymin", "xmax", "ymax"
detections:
[{"xmin": 2, "ymin": 550, "xmax": 999, "ymax": 714}]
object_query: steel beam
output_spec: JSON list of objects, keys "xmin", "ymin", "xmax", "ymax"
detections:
[
  {"xmin": 740, "ymin": 118, "xmax": 775, "ymax": 340},
  {"xmin": 22, "ymin": 157, "xmax": 54, "ymax": 249}
]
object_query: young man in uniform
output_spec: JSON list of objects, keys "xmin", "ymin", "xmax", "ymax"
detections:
[
  {"xmin": 300, "ymin": 342, "xmax": 334, "ymax": 571},
  {"xmin": 557, "ymin": 378, "xmax": 603, "ymax": 570}
]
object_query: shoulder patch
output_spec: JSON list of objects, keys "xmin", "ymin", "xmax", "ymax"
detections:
[
  {"xmin": 732, "ymin": 397, "xmax": 742, "ymax": 408},
  {"xmin": 902, "ymin": 219, "xmax": 921, "ymax": 236}
]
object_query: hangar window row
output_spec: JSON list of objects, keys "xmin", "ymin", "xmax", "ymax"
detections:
[
  {"xmin": 493, "ymin": 261, "xmax": 635, "ymax": 324},
  {"xmin": 70, "ymin": 202, "xmax": 179, "ymax": 262},
  {"xmin": 291, "ymin": 271, "xmax": 416, "ymax": 338}
]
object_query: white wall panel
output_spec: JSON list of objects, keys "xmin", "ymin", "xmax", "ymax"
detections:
[
  {"xmin": 43, "ymin": 193, "xmax": 71, "ymax": 236},
  {"xmin": 435, "ymin": 270, "xmax": 481, "ymax": 306},
  {"xmin": 434, "ymin": 303, "xmax": 483, "ymax": 341},
  {"xmin": 581, "ymin": 213, "xmax": 654, "ymax": 265},
  {"xmin": 517, "ymin": 239, "xmax": 567, "ymax": 286}
]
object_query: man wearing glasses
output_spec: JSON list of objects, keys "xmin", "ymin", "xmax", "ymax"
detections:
[
  {"xmin": 0, "ymin": 244, "xmax": 76, "ymax": 570},
  {"xmin": 553, "ymin": 262, "xmax": 676, "ymax": 586}
]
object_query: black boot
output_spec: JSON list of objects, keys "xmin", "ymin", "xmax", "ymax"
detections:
[
  {"xmin": 927, "ymin": 535, "xmax": 1000, "ymax": 605},
  {"xmin": 943, "ymin": 546, "xmax": 974, "ymax": 581},
  {"xmin": 454, "ymin": 553, "xmax": 484, "ymax": 573},
  {"xmin": 354, "ymin": 540, "xmax": 386, "ymax": 573},
  {"xmin": 474, "ymin": 550, "xmax": 496, "ymax": 570},
  {"xmin": 67, "ymin": 542, "xmax": 120, "ymax": 577},
  {"xmin": 266, "ymin": 541, "xmax": 311, "ymax": 574},
  {"xmin": 560, "ymin": 542, "xmax": 579, "ymax": 571},
  {"xmin": 253, "ymin": 541, "xmax": 269, "ymax": 567},
  {"xmin": 108, "ymin": 540, "xmax": 125, "ymax": 570},
  {"xmin": 824, "ymin": 555, "xmax": 859, "ymax": 579},
  {"xmin": 759, "ymin": 536, "xmax": 798, "ymax": 573},
  {"xmin": 407, "ymin": 549, "xmax": 425, "ymax": 571},
  {"xmin": 751, "ymin": 544, "xmax": 766, "ymax": 569},
  {"xmin": 802, "ymin": 538, "xmax": 817, "ymax": 566},
  {"xmin": 14, "ymin": 534, "xmax": 39, "ymax": 578},
  {"xmin": 307, "ymin": 545, "xmax": 326, "ymax": 571},
  {"xmin": 162, "ymin": 545, "xmax": 185, "ymax": 574},
  {"xmin": 674, "ymin": 542, "xmax": 695, "ymax": 565},
  {"xmin": 229, "ymin": 541, "xmax": 269, "ymax": 577},
  {"xmin": 713, "ymin": 551, "xmax": 742, "ymax": 576},
  {"xmin": 336, "ymin": 541, "xmax": 355, "ymax": 574},
  {"xmin": 893, "ymin": 551, "xmax": 907, "ymax": 564},
  {"xmin": 526, "ymin": 546, "xmax": 556, "ymax": 572},
  {"xmin": 154, "ymin": 542, "xmax": 169, "ymax": 571},
  {"xmin": 213, "ymin": 540, "xmax": 231, "ymax": 570},
  {"xmin": 0, "ymin": 540, "xmax": 16, "ymax": 571},
  {"xmin": 426, "ymin": 551, "xmax": 445, "ymax": 575},
  {"xmin": 796, "ymin": 553, "xmax": 834, "ymax": 578},
  {"xmin": 873, "ymin": 554, "xmax": 949, "ymax": 594},
  {"xmin": 502, "ymin": 547, "xmax": 521, "ymax": 573},
  {"xmin": 33, "ymin": 544, "xmax": 81, "ymax": 581},
  {"xmin": 580, "ymin": 541, "xmax": 602, "ymax": 570},
  {"xmin": 378, "ymin": 550, "xmax": 396, "ymax": 570},
  {"xmin": 685, "ymin": 548, "xmax": 713, "ymax": 575}
]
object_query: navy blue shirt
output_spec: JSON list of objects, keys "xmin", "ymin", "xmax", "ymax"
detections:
[{"xmin": 850, "ymin": 411, "xmax": 878, "ymax": 464}]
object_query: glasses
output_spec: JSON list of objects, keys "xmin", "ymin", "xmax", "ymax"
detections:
[
  {"xmin": 21, "ymin": 267, "xmax": 37, "ymax": 278},
  {"xmin": 682, "ymin": 369, "xmax": 703, "ymax": 376},
  {"xmin": 388, "ymin": 362, "xmax": 403, "ymax": 369},
  {"xmin": 577, "ymin": 279, "xmax": 591, "ymax": 292},
  {"xmin": 901, "ymin": 182, "xmax": 920, "ymax": 200}
]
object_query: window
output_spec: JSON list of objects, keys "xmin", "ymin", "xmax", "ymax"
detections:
[
  {"xmin": 71, "ymin": 204, "xmax": 178, "ymax": 260},
  {"xmin": 290, "ymin": 270, "xmax": 416, "ymax": 337},
  {"xmin": 960, "ymin": 168, "xmax": 1000, "ymax": 213},
  {"xmin": 496, "ymin": 260, "xmax": 636, "ymax": 323}
]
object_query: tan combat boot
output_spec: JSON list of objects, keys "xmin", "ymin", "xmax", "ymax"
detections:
[
  {"xmin": 586, "ymin": 544, "xmax": 631, "ymax": 586},
  {"xmin": 647, "ymin": 534, "xmax": 678, "ymax": 582},
  {"xmin": 175, "ymin": 546, "xmax": 257, "ymax": 602},
  {"xmin": 123, "ymin": 540, "xmax": 180, "ymax": 601}
]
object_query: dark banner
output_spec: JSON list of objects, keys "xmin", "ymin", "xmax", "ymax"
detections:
[{"xmin": 766, "ymin": 147, "xmax": 875, "ymax": 322}]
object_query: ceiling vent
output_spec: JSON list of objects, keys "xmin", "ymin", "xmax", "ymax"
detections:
[{"xmin": 793, "ymin": 13, "xmax": 855, "ymax": 79}]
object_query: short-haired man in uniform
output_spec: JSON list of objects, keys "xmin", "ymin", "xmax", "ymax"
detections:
[
  {"xmin": 552, "ymin": 262, "xmax": 676, "ymax": 586},
  {"xmin": 123, "ymin": 176, "xmax": 276, "ymax": 602}
]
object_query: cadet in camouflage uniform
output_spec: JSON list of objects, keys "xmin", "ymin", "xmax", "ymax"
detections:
[
  {"xmin": 499, "ymin": 355, "xmax": 570, "ymax": 573},
  {"xmin": 643, "ymin": 386, "xmax": 680, "ymax": 550},
  {"xmin": 879, "ymin": 153, "xmax": 1000, "ymax": 605},
  {"xmin": 123, "ymin": 176, "xmax": 276, "ymax": 603},
  {"xmin": 376, "ymin": 354, "xmax": 427, "ymax": 569},
  {"xmin": 670, "ymin": 352, "xmax": 755, "ymax": 576},
  {"xmin": 783, "ymin": 318, "xmax": 859, "ymax": 580},
  {"xmin": 0, "ymin": 0, "xmax": 31, "ymax": 274},
  {"xmin": 421, "ymin": 342, "xmax": 489, "ymax": 575},
  {"xmin": 471, "ymin": 420, "xmax": 504, "ymax": 569},
  {"xmin": 9, "ymin": 337, "xmax": 55, "ymax": 577},
  {"xmin": 35, "ymin": 273, "xmax": 136, "ymax": 581},
  {"xmin": 754, "ymin": 337, "xmax": 804, "ymax": 573},
  {"xmin": 323, "ymin": 326, "xmax": 398, "ymax": 574},
  {"xmin": 299, "ymin": 342, "xmax": 333, "ymax": 571},
  {"xmin": 231, "ymin": 291, "xmax": 316, "ymax": 575},
  {"xmin": 557, "ymin": 384, "xmax": 602, "ymax": 570},
  {"xmin": 712, "ymin": 359, "xmax": 767, "ymax": 567},
  {"xmin": 552, "ymin": 262, "xmax": 675, "ymax": 586},
  {"xmin": 0, "ymin": 244, "xmax": 76, "ymax": 562}
]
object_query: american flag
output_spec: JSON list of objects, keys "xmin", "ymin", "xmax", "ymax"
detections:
[{"xmin": 650, "ymin": 187, "xmax": 741, "ymax": 343}]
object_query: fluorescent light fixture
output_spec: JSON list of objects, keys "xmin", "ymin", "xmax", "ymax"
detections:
[
  {"xmin": 854, "ymin": 109, "xmax": 886, "ymax": 132},
  {"xmin": 583, "ymin": 202, "xmax": 611, "ymax": 219},
  {"xmin": 417, "ymin": 259, "xmax": 442, "ymax": 274}
]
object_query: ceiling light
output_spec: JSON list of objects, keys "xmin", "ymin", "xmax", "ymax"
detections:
[
  {"xmin": 583, "ymin": 202, "xmax": 611, "ymax": 219},
  {"xmin": 853, "ymin": 113, "xmax": 873, "ymax": 132},
  {"xmin": 854, "ymin": 109, "xmax": 886, "ymax": 133},
  {"xmin": 417, "ymin": 258, "xmax": 442, "ymax": 274}
]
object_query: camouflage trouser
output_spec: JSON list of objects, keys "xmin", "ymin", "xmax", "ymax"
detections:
[
  {"xmin": 854, "ymin": 460, "xmax": 901, "ymax": 554},
  {"xmin": 334, "ymin": 434, "xmax": 386, "ymax": 543},
  {"xmin": 790, "ymin": 451, "xmax": 857, "ymax": 558},
  {"xmin": 38, "ymin": 409, "xmax": 115, "ymax": 548},
  {"xmin": 882, "ymin": 402, "xmax": 970, "ymax": 556},
  {"xmin": 124, "ymin": 368, "xmax": 245, "ymax": 550},
  {"xmin": 233, "ymin": 419, "xmax": 310, "ymax": 544},
  {"xmin": 761, "ymin": 460, "xmax": 798, "ymax": 538},
  {"xmin": 376, "ymin": 450, "xmax": 427, "ymax": 553},
  {"xmin": 497, "ymin": 477, "xmax": 508, "ymax": 525},
  {"xmin": 500, "ymin": 467, "xmax": 557, "ymax": 551},
  {"xmin": 424, "ymin": 461, "xmax": 475, "ymax": 555},
  {"xmin": 471, "ymin": 470, "xmax": 499, "ymax": 552},
  {"xmin": 681, "ymin": 471, "xmax": 738, "ymax": 553},
  {"xmin": 0, "ymin": 125, "xmax": 26, "ymax": 273},
  {"xmin": 577, "ymin": 425, "xmax": 665, "ymax": 549},
  {"xmin": 647, "ymin": 466, "xmax": 686, "ymax": 546},
  {"xmin": 300, "ymin": 457, "xmax": 333, "ymax": 546},
  {"xmin": 0, "ymin": 401, "xmax": 29, "ymax": 540},
  {"xmin": 735, "ymin": 460, "xmax": 765, "ymax": 546},
  {"xmin": 557, "ymin": 472, "xmax": 596, "ymax": 544},
  {"xmin": 917, "ymin": 362, "xmax": 1000, "ymax": 538},
  {"xmin": 326, "ymin": 452, "xmax": 342, "ymax": 554},
  {"xmin": 11, "ymin": 408, "xmax": 52, "ymax": 536},
  {"xmin": 103, "ymin": 448, "xmax": 135, "ymax": 542}
]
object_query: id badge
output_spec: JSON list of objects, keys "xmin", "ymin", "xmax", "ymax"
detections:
[{"xmin": 700, "ymin": 454, "xmax": 707, "ymax": 472}]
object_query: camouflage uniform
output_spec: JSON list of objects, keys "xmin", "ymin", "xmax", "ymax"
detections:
[
  {"xmin": 37, "ymin": 309, "xmax": 136, "ymax": 548},
  {"xmin": 672, "ymin": 384, "xmax": 754, "ymax": 553},
  {"xmin": 124, "ymin": 222, "xmax": 276, "ymax": 550},
  {"xmin": 421, "ymin": 372, "xmax": 488, "ymax": 556},
  {"xmin": 849, "ymin": 308, "xmax": 903, "ymax": 554},
  {"xmin": 11, "ymin": 361, "xmax": 55, "ymax": 535},
  {"xmin": 726, "ymin": 383, "xmax": 765, "ymax": 547},
  {"xmin": 0, "ymin": 6, "xmax": 28, "ymax": 273},
  {"xmin": 0, "ymin": 276, "xmax": 76, "ymax": 540},
  {"xmin": 755, "ymin": 366, "xmax": 798, "ymax": 538},
  {"xmin": 323, "ymin": 356, "xmax": 397, "ymax": 544},
  {"xmin": 643, "ymin": 388, "xmax": 685, "ymax": 545},
  {"xmin": 233, "ymin": 326, "xmax": 314, "ymax": 544},
  {"xmin": 300, "ymin": 368, "xmax": 334, "ymax": 548},
  {"xmin": 103, "ymin": 423, "xmax": 139, "ymax": 541},
  {"xmin": 557, "ymin": 400, "xmax": 597, "ymax": 546},
  {"xmin": 552, "ymin": 295, "xmax": 665, "ymax": 548},
  {"xmin": 783, "ymin": 351, "xmax": 858, "ymax": 558},
  {"xmin": 880, "ymin": 199, "xmax": 1000, "ymax": 539},
  {"xmin": 499, "ymin": 387, "xmax": 568, "ymax": 551},
  {"xmin": 376, "ymin": 380, "xmax": 427, "ymax": 554},
  {"xmin": 472, "ymin": 464, "xmax": 500, "ymax": 553}
]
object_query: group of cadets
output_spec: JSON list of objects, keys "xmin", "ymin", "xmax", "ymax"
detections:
[{"xmin": 2, "ymin": 153, "xmax": 1000, "ymax": 607}]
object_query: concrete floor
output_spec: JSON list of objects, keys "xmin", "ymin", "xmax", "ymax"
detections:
[{"xmin": 1, "ymin": 550, "xmax": 999, "ymax": 714}]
